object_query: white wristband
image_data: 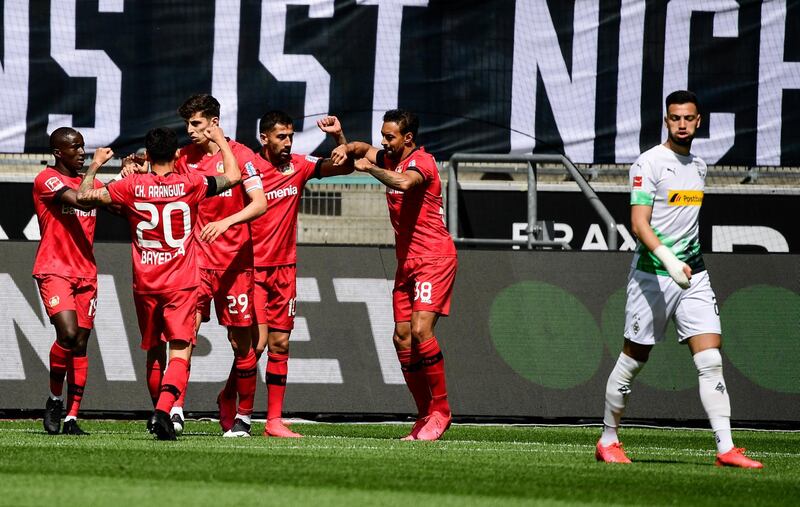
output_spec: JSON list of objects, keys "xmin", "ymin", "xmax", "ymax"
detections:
[{"xmin": 653, "ymin": 245, "xmax": 691, "ymax": 289}]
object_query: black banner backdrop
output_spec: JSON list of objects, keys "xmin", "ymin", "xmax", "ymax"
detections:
[
  {"xmin": 456, "ymin": 187, "xmax": 799, "ymax": 253},
  {"xmin": 1, "ymin": 244, "xmax": 798, "ymax": 422},
  {"xmin": 1, "ymin": 0, "xmax": 799, "ymax": 165}
]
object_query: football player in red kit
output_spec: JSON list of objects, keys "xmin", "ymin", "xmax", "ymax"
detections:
[
  {"xmin": 174, "ymin": 94, "xmax": 267, "ymax": 437},
  {"xmin": 77, "ymin": 126, "xmax": 242, "ymax": 440},
  {"xmin": 33, "ymin": 127, "xmax": 113, "ymax": 435},
  {"xmin": 331, "ymin": 109, "xmax": 457, "ymax": 440},
  {"xmin": 236, "ymin": 111, "xmax": 351, "ymax": 438}
]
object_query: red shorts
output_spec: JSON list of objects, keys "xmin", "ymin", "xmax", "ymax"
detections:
[
  {"xmin": 134, "ymin": 288, "xmax": 197, "ymax": 350},
  {"xmin": 253, "ymin": 265, "xmax": 296, "ymax": 331},
  {"xmin": 35, "ymin": 275, "xmax": 97, "ymax": 329},
  {"xmin": 197, "ymin": 268, "xmax": 255, "ymax": 327},
  {"xmin": 393, "ymin": 256, "xmax": 457, "ymax": 322}
]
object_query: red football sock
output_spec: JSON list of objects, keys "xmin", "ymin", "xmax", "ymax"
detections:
[
  {"xmin": 146, "ymin": 359, "xmax": 164, "ymax": 408},
  {"xmin": 222, "ymin": 361, "xmax": 236, "ymax": 398},
  {"xmin": 156, "ymin": 357, "xmax": 189, "ymax": 413},
  {"xmin": 174, "ymin": 364, "xmax": 191, "ymax": 408},
  {"xmin": 235, "ymin": 350, "xmax": 258, "ymax": 416},
  {"xmin": 66, "ymin": 355, "xmax": 88, "ymax": 418},
  {"xmin": 418, "ymin": 337, "xmax": 451, "ymax": 417},
  {"xmin": 397, "ymin": 348, "xmax": 431, "ymax": 418},
  {"xmin": 49, "ymin": 342, "xmax": 71, "ymax": 397},
  {"xmin": 266, "ymin": 353, "xmax": 289, "ymax": 421}
]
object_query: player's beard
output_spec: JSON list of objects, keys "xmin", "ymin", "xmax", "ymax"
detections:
[{"xmin": 669, "ymin": 130, "xmax": 694, "ymax": 148}]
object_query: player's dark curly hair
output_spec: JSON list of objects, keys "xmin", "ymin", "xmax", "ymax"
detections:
[
  {"xmin": 383, "ymin": 109, "xmax": 419, "ymax": 141},
  {"xmin": 665, "ymin": 90, "xmax": 699, "ymax": 110},
  {"xmin": 178, "ymin": 94, "xmax": 220, "ymax": 120},
  {"xmin": 259, "ymin": 110, "xmax": 294, "ymax": 134},
  {"xmin": 145, "ymin": 127, "xmax": 178, "ymax": 164}
]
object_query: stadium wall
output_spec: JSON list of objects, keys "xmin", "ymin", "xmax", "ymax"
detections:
[
  {"xmin": 1, "ymin": 243, "xmax": 797, "ymax": 423},
  {"xmin": 2, "ymin": 182, "xmax": 799, "ymax": 253},
  {"xmin": 0, "ymin": 0, "xmax": 798, "ymax": 166}
]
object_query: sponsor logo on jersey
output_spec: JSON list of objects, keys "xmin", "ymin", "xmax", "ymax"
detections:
[
  {"xmin": 304, "ymin": 155, "xmax": 319, "ymax": 164},
  {"xmin": 188, "ymin": 163, "xmax": 199, "ymax": 169},
  {"xmin": 62, "ymin": 205, "xmax": 96, "ymax": 217},
  {"xmin": 266, "ymin": 185, "xmax": 299, "ymax": 200},
  {"xmin": 45, "ymin": 176, "xmax": 64, "ymax": 192},
  {"xmin": 278, "ymin": 163, "xmax": 295, "ymax": 176},
  {"xmin": 668, "ymin": 190, "xmax": 703, "ymax": 206},
  {"xmin": 244, "ymin": 161, "xmax": 258, "ymax": 177},
  {"xmin": 216, "ymin": 162, "xmax": 225, "ymax": 174},
  {"xmin": 48, "ymin": 295, "xmax": 60, "ymax": 308},
  {"xmin": 632, "ymin": 176, "xmax": 642, "ymax": 188}
]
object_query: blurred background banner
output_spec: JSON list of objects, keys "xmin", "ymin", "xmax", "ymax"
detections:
[
  {"xmin": 1, "ymin": 0, "xmax": 798, "ymax": 165},
  {"xmin": 1, "ymin": 243, "xmax": 797, "ymax": 422}
]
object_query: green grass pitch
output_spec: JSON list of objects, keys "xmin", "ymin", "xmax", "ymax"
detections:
[{"xmin": 0, "ymin": 420, "xmax": 798, "ymax": 506}]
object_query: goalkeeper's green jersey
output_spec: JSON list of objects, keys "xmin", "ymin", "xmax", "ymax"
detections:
[{"xmin": 629, "ymin": 144, "xmax": 707, "ymax": 275}]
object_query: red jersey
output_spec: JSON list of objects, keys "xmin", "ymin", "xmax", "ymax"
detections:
[
  {"xmin": 107, "ymin": 171, "xmax": 210, "ymax": 294},
  {"xmin": 175, "ymin": 140, "xmax": 261, "ymax": 271},
  {"xmin": 377, "ymin": 147, "xmax": 456, "ymax": 259},
  {"xmin": 250, "ymin": 153, "xmax": 320, "ymax": 267},
  {"xmin": 32, "ymin": 167, "xmax": 103, "ymax": 278}
]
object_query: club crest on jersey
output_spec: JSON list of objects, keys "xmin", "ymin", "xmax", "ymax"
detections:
[
  {"xmin": 694, "ymin": 161, "xmax": 706, "ymax": 178},
  {"xmin": 48, "ymin": 296, "xmax": 60, "ymax": 308},
  {"xmin": 216, "ymin": 162, "xmax": 225, "ymax": 174},
  {"xmin": 45, "ymin": 176, "xmax": 64, "ymax": 192},
  {"xmin": 278, "ymin": 163, "xmax": 295, "ymax": 176}
]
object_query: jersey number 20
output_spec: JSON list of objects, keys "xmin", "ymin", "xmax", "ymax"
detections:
[{"xmin": 134, "ymin": 202, "xmax": 191, "ymax": 248}]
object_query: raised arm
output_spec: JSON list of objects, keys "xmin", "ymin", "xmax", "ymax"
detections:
[
  {"xmin": 205, "ymin": 126, "xmax": 242, "ymax": 193},
  {"xmin": 317, "ymin": 115, "xmax": 347, "ymax": 146},
  {"xmin": 313, "ymin": 115, "xmax": 354, "ymax": 177},
  {"xmin": 76, "ymin": 147, "xmax": 114, "ymax": 206}
]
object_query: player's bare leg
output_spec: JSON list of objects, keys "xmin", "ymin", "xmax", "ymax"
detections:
[
  {"xmin": 687, "ymin": 333, "xmax": 762, "ymax": 468},
  {"xmin": 411, "ymin": 311, "xmax": 452, "ymax": 441},
  {"xmin": 264, "ymin": 330, "xmax": 301, "ymax": 438},
  {"xmin": 596, "ymin": 339, "xmax": 650, "ymax": 463},
  {"xmin": 223, "ymin": 326, "xmax": 258, "ymax": 437},
  {"xmin": 394, "ymin": 321, "xmax": 432, "ymax": 440}
]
